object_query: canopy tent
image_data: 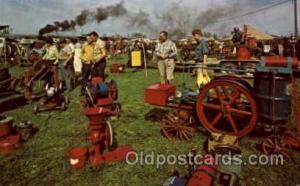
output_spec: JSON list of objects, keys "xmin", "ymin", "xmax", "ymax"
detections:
[{"xmin": 244, "ymin": 24, "xmax": 274, "ymax": 40}]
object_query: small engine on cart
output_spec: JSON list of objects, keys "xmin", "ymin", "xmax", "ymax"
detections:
[
  {"xmin": 33, "ymin": 83, "xmax": 68, "ymax": 113},
  {"xmin": 22, "ymin": 60, "xmax": 60, "ymax": 101},
  {"xmin": 82, "ymin": 77, "xmax": 121, "ymax": 119},
  {"xmin": 109, "ymin": 64, "xmax": 126, "ymax": 73}
]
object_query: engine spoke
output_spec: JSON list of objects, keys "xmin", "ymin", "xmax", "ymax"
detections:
[
  {"xmin": 230, "ymin": 108, "xmax": 252, "ymax": 116},
  {"xmin": 202, "ymin": 102, "xmax": 221, "ymax": 111},
  {"xmin": 211, "ymin": 112, "xmax": 223, "ymax": 126},
  {"xmin": 229, "ymin": 91, "xmax": 241, "ymax": 105},
  {"xmin": 214, "ymin": 87, "xmax": 224, "ymax": 103},
  {"xmin": 227, "ymin": 115, "xmax": 239, "ymax": 133},
  {"xmin": 221, "ymin": 85, "xmax": 229, "ymax": 99}
]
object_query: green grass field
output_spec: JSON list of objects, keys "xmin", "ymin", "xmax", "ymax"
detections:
[{"xmin": 1, "ymin": 55, "xmax": 300, "ymax": 186}]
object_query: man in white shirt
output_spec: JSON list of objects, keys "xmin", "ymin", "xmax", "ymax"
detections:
[
  {"xmin": 73, "ymin": 39, "xmax": 82, "ymax": 75},
  {"xmin": 154, "ymin": 31, "xmax": 177, "ymax": 84}
]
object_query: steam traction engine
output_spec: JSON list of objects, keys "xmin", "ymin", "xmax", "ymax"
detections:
[{"xmin": 145, "ymin": 56, "xmax": 300, "ymax": 158}]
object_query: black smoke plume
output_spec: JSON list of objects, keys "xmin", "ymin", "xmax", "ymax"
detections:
[
  {"xmin": 38, "ymin": 0, "xmax": 265, "ymax": 38},
  {"xmin": 39, "ymin": 1, "xmax": 127, "ymax": 35},
  {"xmin": 126, "ymin": 3, "xmax": 240, "ymax": 39}
]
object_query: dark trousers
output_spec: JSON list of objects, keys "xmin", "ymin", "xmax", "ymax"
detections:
[
  {"xmin": 81, "ymin": 63, "xmax": 92, "ymax": 94},
  {"xmin": 58, "ymin": 63, "xmax": 73, "ymax": 90},
  {"xmin": 93, "ymin": 60, "xmax": 106, "ymax": 79},
  {"xmin": 81, "ymin": 60, "xmax": 106, "ymax": 94}
]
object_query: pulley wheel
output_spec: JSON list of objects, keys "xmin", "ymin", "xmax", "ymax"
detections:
[{"xmin": 196, "ymin": 79, "xmax": 257, "ymax": 137}]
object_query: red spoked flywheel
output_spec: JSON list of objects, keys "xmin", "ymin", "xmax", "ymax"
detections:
[{"xmin": 196, "ymin": 78, "xmax": 257, "ymax": 137}]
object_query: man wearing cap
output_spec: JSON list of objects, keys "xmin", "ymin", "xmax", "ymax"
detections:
[{"xmin": 89, "ymin": 31, "xmax": 107, "ymax": 79}]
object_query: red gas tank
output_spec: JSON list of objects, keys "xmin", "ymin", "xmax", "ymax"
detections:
[{"xmin": 236, "ymin": 46, "xmax": 250, "ymax": 60}]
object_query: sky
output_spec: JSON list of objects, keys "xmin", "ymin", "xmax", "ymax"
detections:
[{"xmin": 0, "ymin": 0, "xmax": 299, "ymax": 37}]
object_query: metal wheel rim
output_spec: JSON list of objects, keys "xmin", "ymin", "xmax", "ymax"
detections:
[
  {"xmin": 196, "ymin": 79, "xmax": 257, "ymax": 137},
  {"xmin": 160, "ymin": 110, "xmax": 196, "ymax": 141},
  {"xmin": 105, "ymin": 120, "xmax": 113, "ymax": 147}
]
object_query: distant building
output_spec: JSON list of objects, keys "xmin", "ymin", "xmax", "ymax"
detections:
[{"xmin": 0, "ymin": 25, "xmax": 10, "ymax": 35}]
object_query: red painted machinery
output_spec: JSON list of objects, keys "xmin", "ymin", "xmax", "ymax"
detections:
[
  {"xmin": 109, "ymin": 64, "xmax": 126, "ymax": 73},
  {"xmin": 85, "ymin": 107, "xmax": 114, "ymax": 166},
  {"xmin": 69, "ymin": 78, "xmax": 133, "ymax": 169},
  {"xmin": 69, "ymin": 107, "xmax": 134, "ymax": 168},
  {"xmin": 145, "ymin": 56, "xmax": 300, "ymax": 153},
  {"xmin": 81, "ymin": 77, "xmax": 121, "ymax": 119},
  {"xmin": 20, "ymin": 58, "xmax": 72, "ymax": 113},
  {"xmin": 163, "ymin": 155, "xmax": 239, "ymax": 186},
  {"xmin": 33, "ymin": 83, "xmax": 68, "ymax": 114},
  {"xmin": 236, "ymin": 46, "xmax": 251, "ymax": 61},
  {"xmin": 0, "ymin": 67, "xmax": 26, "ymax": 113},
  {"xmin": 22, "ymin": 60, "xmax": 60, "ymax": 100},
  {"xmin": 0, "ymin": 116, "xmax": 37, "ymax": 155},
  {"xmin": 0, "ymin": 116, "xmax": 20, "ymax": 155}
]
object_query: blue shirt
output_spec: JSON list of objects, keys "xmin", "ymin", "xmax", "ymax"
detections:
[{"xmin": 195, "ymin": 39, "xmax": 208, "ymax": 61}]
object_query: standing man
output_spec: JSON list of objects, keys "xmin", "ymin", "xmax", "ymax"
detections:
[
  {"xmin": 73, "ymin": 38, "xmax": 82, "ymax": 75},
  {"xmin": 80, "ymin": 36, "xmax": 94, "ymax": 96},
  {"xmin": 65, "ymin": 38, "xmax": 75, "ymax": 54},
  {"xmin": 89, "ymin": 31, "xmax": 107, "ymax": 79},
  {"xmin": 58, "ymin": 39, "xmax": 73, "ymax": 91},
  {"xmin": 43, "ymin": 37, "xmax": 59, "ymax": 62},
  {"xmin": 155, "ymin": 31, "xmax": 177, "ymax": 84},
  {"xmin": 192, "ymin": 29, "xmax": 210, "ymax": 88},
  {"xmin": 42, "ymin": 37, "xmax": 59, "ymax": 85}
]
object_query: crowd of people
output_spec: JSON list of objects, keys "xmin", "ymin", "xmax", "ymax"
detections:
[
  {"xmin": 25, "ymin": 29, "xmax": 210, "ymax": 94},
  {"xmin": 24, "ymin": 27, "xmax": 300, "ymax": 95},
  {"xmin": 27, "ymin": 31, "xmax": 107, "ymax": 95}
]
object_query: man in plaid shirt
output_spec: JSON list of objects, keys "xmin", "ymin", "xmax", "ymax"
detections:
[{"xmin": 155, "ymin": 31, "xmax": 177, "ymax": 84}]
